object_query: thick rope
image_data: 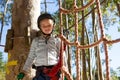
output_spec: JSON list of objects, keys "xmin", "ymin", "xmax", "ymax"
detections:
[
  {"xmin": 58, "ymin": 0, "xmax": 120, "ymax": 80},
  {"xmin": 59, "ymin": 0, "xmax": 95, "ymax": 14}
]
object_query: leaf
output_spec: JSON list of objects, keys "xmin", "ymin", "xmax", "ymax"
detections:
[{"xmin": 118, "ymin": 27, "xmax": 120, "ymax": 32}]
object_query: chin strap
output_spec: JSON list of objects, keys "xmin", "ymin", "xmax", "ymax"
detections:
[{"xmin": 44, "ymin": 35, "xmax": 50, "ymax": 44}]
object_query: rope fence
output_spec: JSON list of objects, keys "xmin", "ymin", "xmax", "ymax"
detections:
[
  {"xmin": 0, "ymin": 0, "xmax": 120, "ymax": 80},
  {"xmin": 58, "ymin": 0, "xmax": 120, "ymax": 80}
]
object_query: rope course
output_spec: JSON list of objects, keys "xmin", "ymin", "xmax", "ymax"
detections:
[
  {"xmin": 0, "ymin": 0, "xmax": 120, "ymax": 80},
  {"xmin": 58, "ymin": 0, "xmax": 120, "ymax": 80}
]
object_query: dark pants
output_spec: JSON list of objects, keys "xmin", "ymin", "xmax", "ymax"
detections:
[
  {"xmin": 33, "ymin": 73, "xmax": 50, "ymax": 80},
  {"xmin": 32, "ymin": 66, "xmax": 60, "ymax": 80}
]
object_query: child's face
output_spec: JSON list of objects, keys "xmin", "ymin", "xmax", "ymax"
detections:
[{"xmin": 40, "ymin": 19, "xmax": 54, "ymax": 35}]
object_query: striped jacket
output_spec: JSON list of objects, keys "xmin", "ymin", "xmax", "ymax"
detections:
[{"xmin": 23, "ymin": 35, "xmax": 62, "ymax": 72}]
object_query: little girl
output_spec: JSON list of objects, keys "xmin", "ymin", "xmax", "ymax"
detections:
[{"xmin": 19, "ymin": 13, "xmax": 67, "ymax": 80}]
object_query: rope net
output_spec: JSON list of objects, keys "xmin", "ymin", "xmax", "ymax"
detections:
[{"xmin": 58, "ymin": 0, "xmax": 120, "ymax": 80}]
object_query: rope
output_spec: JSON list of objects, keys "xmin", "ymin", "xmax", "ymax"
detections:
[
  {"xmin": 59, "ymin": 0, "xmax": 95, "ymax": 14},
  {"xmin": 58, "ymin": 0, "xmax": 120, "ymax": 80}
]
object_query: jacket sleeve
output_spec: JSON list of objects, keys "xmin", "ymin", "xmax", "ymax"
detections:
[{"xmin": 23, "ymin": 38, "xmax": 37, "ymax": 72}]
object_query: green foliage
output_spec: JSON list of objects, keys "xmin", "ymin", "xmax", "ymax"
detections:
[
  {"xmin": 0, "ymin": 52, "xmax": 6, "ymax": 80},
  {"xmin": 110, "ymin": 68, "xmax": 119, "ymax": 80},
  {"xmin": 101, "ymin": 2, "xmax": 119, "ymax": 29},
  {"xmin": 118, "ymin": 27, "xmax": 120, "ymax": 32},
  {"xmin": 62, "ymin": 0, "xmax": 74, "ymax": 9},
  {"xmin": 0, "ymin": 0, "xmax": 13, "ymax": 23}
]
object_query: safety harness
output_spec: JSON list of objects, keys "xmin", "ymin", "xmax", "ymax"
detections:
[
  {"xmin": 17, "ymin": 39, "xmax": 66, "ymax": 80},
  {"xmin": 47, "ymin": 42, "xmax": 65, "ymax": 78}
]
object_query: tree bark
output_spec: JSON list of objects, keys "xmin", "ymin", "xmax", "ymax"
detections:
[{"xmin": 6, "ymin": 0, "xmax": 40, "ymax": 80}]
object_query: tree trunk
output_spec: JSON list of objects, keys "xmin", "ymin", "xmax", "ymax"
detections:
[
  {"xmin": 6, "ymin": 0, "xmax": 40, "ymax": 80},
  {"xmin": 81, "ymin": 0, "xmax": 87, "ymax": 79}
]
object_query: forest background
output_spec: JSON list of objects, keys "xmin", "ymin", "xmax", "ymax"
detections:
[{"xmin": 0, "ymin": 0, "xmax": 120, "ymax": 80}]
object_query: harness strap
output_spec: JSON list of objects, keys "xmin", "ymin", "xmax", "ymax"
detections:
[
  {"xmin": 33, "ymin": 42, "xmax": 66, "ymax": 79},
  {"xmin": 34, "ymin": 66, "xmax": 60, "ymax": 80},
  {"xmin": 47, "ymin": 42, "xmax": 66, "ymax": 78}
]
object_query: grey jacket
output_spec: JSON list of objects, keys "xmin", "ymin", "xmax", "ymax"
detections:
[{"xmin": 23, "ymin": 35, "xmax": 61, "ymax": 72}]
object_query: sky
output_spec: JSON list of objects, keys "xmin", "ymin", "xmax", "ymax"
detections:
[
  {"xmin": 0, "ymin": 0, "xmax": 120, "ymax": 75},
  {"xmin": 105, "ymin": 25, "xmax": 120, "ymax": 70}
]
